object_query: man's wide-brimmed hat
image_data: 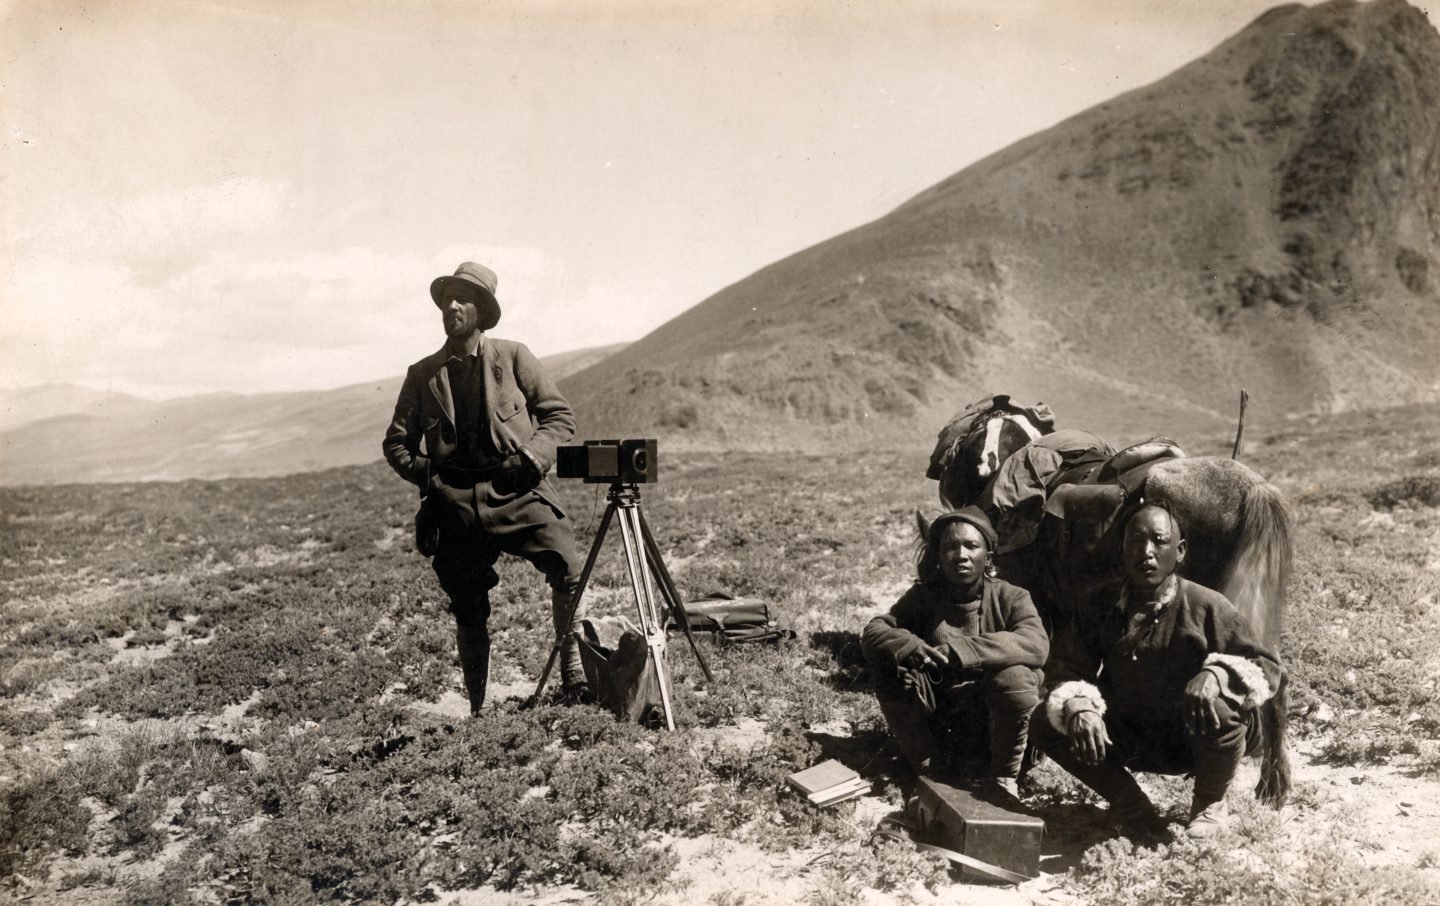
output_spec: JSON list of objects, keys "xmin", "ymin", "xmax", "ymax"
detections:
[{"xmin": 431, "ymin": 261, "xmax": 501, "ymax": 330}]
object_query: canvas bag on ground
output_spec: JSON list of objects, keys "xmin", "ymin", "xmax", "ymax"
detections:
[{"xmin": 576, "ymin": 616, "xmax": 665, "ymax": 725}]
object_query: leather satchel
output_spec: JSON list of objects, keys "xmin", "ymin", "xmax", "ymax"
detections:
[{"xmin": 667, "ymin": 592, "xmax": 795, "ymax": 645}]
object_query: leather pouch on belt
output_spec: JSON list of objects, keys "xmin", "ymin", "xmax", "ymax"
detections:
[{"xmin": 415, "ymin": 493, "xmax": 442, "ymax": 557}]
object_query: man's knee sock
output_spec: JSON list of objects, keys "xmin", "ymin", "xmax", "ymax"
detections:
[{"xmin": 455, "ymin": 623, "xmax": 491, "ymax": 715}]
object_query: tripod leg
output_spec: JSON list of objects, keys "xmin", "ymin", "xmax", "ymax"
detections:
[
  {"xmin": 617, "ymin": 502, "xmax": 676, "ymax": 731},
  {"xmin": 531, "ymin": 502, "xmax": 615, "ymax": 705},
  {"xmin": 637, "ymin": 508, "xmax": 714, "ymax": 683}
]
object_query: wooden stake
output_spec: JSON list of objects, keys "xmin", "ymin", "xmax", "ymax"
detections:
[{"xmin": 1231, "ymin": 389, "xmax": 1250, "ymax": 460}]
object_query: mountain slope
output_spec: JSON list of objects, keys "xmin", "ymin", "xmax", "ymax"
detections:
[
  {"xmin": 0, "ymin": 344, "xmax": 627, "ymax": 485},
  {"xmin": 563, "ymin": 0, "xmax": 1440, "ymax": 449}
]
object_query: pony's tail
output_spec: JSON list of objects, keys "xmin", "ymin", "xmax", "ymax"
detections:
[
  {"xmin": 1218, "ymin": 479, "xmax": 1292, "ymax": 650},
  {"xmin": 1221, "ymin": 478, "xmax": 1292, "ymax": 808},
  {"xmin": 1255, "ymin": 674, "xmax": 1292, "ymax": 807}
]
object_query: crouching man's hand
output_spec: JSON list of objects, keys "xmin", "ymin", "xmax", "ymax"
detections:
[
  {"xmin": 898, "ymin": 642, "xmax": 948, "ymax": 689},
  {"xmin": 901, "ymin": 642, "xmax": 949, "ymax": 672},
  {"xmin": 1068, "ymin": 711, "xmax": 1111, "ymax": 766},
  {"xmin": 1184, "ymin": 669, "xmax": 1222, "ymax": 736}
]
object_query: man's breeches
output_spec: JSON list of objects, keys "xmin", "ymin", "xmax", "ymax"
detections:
[
  {"xmin": 430, "ymin": 482, "xmax": 582, "ymax": 629},
  {"xmin": 875, "ymin": 664, "xmax": 1041, "ymax": 778}
]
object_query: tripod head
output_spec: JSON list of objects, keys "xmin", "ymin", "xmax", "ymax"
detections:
[{"xmin": 605, "ymin": 481, "xmax": 645, "ymax": 504}]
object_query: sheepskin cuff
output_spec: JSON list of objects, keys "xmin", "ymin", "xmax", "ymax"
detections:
[
  {"xmin": 1045, "ymin": 680, "xmax": 1106, "ymax": 732},
  {"xmin": 1204, "ymin": 653, "xmax": 1274, "ymax": 709}
]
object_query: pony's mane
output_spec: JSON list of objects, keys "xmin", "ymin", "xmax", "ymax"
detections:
[{"xmin": 913, "ymin": 517, "xmax": 942, "ymax": 585}]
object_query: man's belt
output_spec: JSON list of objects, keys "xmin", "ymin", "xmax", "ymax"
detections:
[{"xmin": 437, "ymin": 459, "xmax": 508, "ymax": 488}]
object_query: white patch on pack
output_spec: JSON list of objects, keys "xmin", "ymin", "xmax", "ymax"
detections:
[
  {"xmin": 1009, "ymin": 413, "xmax": 1044, "ymax": 443},
  {"xmin": 977, "ymin": 415, "xmax": 1003, "ymax": 479},
  {"xmin": 978, "ymin": 413, "xmax": 1042, "ymax": 479}
]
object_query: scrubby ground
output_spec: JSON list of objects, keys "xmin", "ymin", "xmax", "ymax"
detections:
[{"xmin": 3, "ymin": 405, "xmax": 1439, "ymax": 905}]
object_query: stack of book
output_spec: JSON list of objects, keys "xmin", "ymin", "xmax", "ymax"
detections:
[{"xmin": 786, "ymin": 759, "xmax": 871, "ymax": 807}]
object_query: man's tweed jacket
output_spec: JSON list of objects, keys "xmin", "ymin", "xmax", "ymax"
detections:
[{"xmin": 383, "ymin": 336, "xmax": 576, "ymax": 496}]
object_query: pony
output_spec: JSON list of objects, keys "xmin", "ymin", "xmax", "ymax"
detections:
[{"xmin": 926, "ymin": 395, "xmax": 1293, "ymax": 805}]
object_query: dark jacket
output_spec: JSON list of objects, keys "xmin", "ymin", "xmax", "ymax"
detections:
[
  {"xmin": 382, "ymin": 336, "xmax": 576, "ymax": 490},
  {"xmin": 862, "ymin": 577, "xmax": 1049, "ymax": 673},
  {"xmin": 1043, "ymin": 578, "xmax": 1284, "ymax": 732}
]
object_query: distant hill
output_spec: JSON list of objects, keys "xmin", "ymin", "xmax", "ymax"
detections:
[
  {"xmin": 0, "ymin": 343, "xmax": 627, "ymax": 485},
  {"xmin": 563, "ymin": 0, "xmax": 1440, "ymax": 450},
  {"xmin": 0, "ymin": 384, "xmax": 154, "ymax": 434}
]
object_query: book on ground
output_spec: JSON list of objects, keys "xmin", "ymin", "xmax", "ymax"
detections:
[
  {"xmin": 807, "ymin": 776, "xmax": 871, "ymax": 806},
  {"xmin": 787, "ymin": 759, "xmax": 870, "ymax": 807}
]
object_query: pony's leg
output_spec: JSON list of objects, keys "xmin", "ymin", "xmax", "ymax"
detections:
[{"xmin": 1255, "ymin": 679, "xmax": 1292, "ymax": 806}]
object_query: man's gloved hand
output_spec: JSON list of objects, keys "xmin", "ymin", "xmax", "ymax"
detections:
[
  {"xmin": 496, "ymin": 452, "xmax": 541, "ymax": 491},
  {"xmin": 1184, "ymin": 668, "xmax": 1222, "ymax": 736}
]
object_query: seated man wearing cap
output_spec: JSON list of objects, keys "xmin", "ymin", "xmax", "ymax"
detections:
[
  {"xmin": 861, "ymin": 507, "xmax": 1049, "ymax": 798},
  {"xmin": 383, "ymin": 261, "xmax": 586, "ymax": 713}
]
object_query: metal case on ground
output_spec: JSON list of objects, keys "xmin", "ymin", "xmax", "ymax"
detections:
[{"xmin": 913, "ymin": 776, "xmax": 1044, "ymax": 880}]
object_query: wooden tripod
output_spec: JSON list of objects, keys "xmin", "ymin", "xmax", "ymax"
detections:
[{"xmin": 532, "ymin": 482, "xmax": 713, "ymax": 729}]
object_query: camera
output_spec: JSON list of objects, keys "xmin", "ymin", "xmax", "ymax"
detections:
[{"xmin": 556, "ymin": 439, "xmax": 658, "ymax": 484}]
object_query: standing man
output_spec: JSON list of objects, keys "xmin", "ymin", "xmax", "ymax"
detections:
[{"xmin": 383, "ymin": 261, "xmax": 586, "ymax": 713}]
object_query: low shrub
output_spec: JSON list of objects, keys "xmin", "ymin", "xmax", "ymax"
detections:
[
  {"xmin": 0, "ymin": 771, "xmax": 90, "ymax": 877},
  {"xmin": 1071, "ymin": 829, "xmax": 1438, "ymax": 905},
  {"xmin": 1366, "ymin": 475, "xmax": 1440, "ymax": 509}
]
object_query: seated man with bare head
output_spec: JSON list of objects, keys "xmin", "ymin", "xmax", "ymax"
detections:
[{"xmin": 1033, "ymin": 502, "xmax": 1284, "ymax": 838}]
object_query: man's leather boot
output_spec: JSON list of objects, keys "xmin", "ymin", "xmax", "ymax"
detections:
[
  {"xmin": 554, "ymin": 588, "xmax": 590, "ymax": 702},
  {"xmin": 455, "ymin": 624, "xmax": 490, "ymax": 715},
  {"xmin": 988, "ymin": 696, "xmax": 1031, "ymax": 786},
  {"xmin": 1187, "ymin": 732, "xmax": 1245, "ymax": 838}
]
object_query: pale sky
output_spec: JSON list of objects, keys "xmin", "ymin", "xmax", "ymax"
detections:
[{"xmin": 1, "ymin": 0, "xmax": 1382, "ymax": 398}]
